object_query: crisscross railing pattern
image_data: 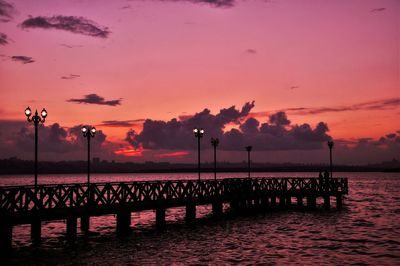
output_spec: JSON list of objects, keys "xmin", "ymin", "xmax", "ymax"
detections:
[{"xmin": 0, "ymin": 177, "xmax": 348, "ymax": 215}]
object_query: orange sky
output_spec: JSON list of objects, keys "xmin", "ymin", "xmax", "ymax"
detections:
[{"xmin": 0, "ymin": 0, "xmax": 399, "ymax": 163}]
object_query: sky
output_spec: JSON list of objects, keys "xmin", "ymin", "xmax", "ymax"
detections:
[{"xmin": 0, "ymin": 0, "xmax": 399, "ymax": 165}]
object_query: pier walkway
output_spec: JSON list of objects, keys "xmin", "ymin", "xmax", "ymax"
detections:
[{"xmin": 0, "ymin": 177, "xmax": 348, "ymax": 251}]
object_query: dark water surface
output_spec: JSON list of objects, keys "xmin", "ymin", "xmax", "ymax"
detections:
[{"xmin": 2, "ymin": 172, "xmax": 400, "ymax": 265}]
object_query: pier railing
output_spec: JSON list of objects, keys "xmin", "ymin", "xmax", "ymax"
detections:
[{"xmin": 0, "ymin": 177, "xmax": 347, "ymax": 216}]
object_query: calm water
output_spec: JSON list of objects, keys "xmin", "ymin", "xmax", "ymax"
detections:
[{"xmin": 2, "ymin": 172, "xmax": 400, "ymax": 265}]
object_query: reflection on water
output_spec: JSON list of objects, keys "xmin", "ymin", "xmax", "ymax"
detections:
[{"xmin": 2, "ymin": 172, "xmax": 400, "ymax": 265}]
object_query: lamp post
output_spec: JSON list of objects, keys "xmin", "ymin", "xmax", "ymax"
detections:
[
  {"xmin": 211, "ymin": 138, "xmax": 219, "ymax": 180},
  {"xmin": 82, "ymin": 126, "xmax": 96, "ymax": 185},
  {"xmin": 193, "ymin": 128, "xmax": 204, "ymax": 180},
  {"xmin": 327, "ymin": 140, "xmax": 334, "ymax": 178},
  {"xmin": 245, "ymin": 146, "xmax": 252, "ymax": 178},
  {"xmin": 25, "ymin": 107, "xmax": 47, "ymax": 189}
]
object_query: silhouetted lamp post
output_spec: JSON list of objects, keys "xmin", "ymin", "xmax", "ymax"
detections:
[
  {"xmin": 193, "ymin": 128, "xmax": 204, "ymax": 180},
  {"xmin": 327, "ymin": 140, "xmax": 334, "ymax": 178},
  {"xmin": 82, "ymin": 126, "xmax": 96, "ymax": 185},
  {"xmin": 25, "ymin": 107, "xmax": 47, "ymax": 189},
  {"xmin": 245, "ymin": 146, "xmax": 252, "ymax": 178},
  {"xmin": 211, "ymin": 138, "xmax": 219, "ymax": 180}
]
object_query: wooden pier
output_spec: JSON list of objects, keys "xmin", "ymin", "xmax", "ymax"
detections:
[{"xmin": 0, "ymin": 177, "xmax": 348, "ymax": 251}]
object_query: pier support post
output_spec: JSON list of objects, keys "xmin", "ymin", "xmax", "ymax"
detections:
[
  {"xmin": 0, "ymin": 218, "xmax": 12, "ymax": 254},
  {"xmin": 212, "ymin": 202, "xmax": 223, "ymax": 217},
  {"xmin": 271, "ymin": 196, "xmax": 277, "ymax": 207},
  {"xmin": 279, "ymin": 196, "xmax": 286, "ymax": 208},
  {"xmin": 81, "ymin": 216, "xmax": 90, "ymax": 232},
  {"xmin": 156, "ymin": 207, "xmax": 166, "ymax": 229},
  {"xmin": 307, "ymin": 196, "xmax": 316, "ymax": 209},
  {"xmin": 324, "ymin": 196, "xmax": 331, "ymax": 210},
  {"xmin": 261, "ymin": 197, "xmax": 269, "ymax": 209},
  {"xmin": 336, "ymin": 195, "xmax": 343, "ymax": 209},
  {"xmin": 31, "ymin": 218, "xmax": 41, "ymax": 244},
  {"xmin": 286, "ymin": 196, "xmax": 292, "ymax": 207},
  {"xmin": 116, "ymin": 209, "xmax": 131, "ymax": 234},
  {"xmin": 185, "ymin": 203, "xmax": 196, "ymax": 223},
  {"xmin": 66, "ymin": 216, "xmax": 77, "ymax": 242},
  {"xmin": 297, "ymin": 196, "xmax": 303, "ymax": 208},
  {"xmin": 230, "ymin": 200, "xmax": 239, "ymax": 211}
]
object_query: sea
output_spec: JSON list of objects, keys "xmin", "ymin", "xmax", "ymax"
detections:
[{"xmin": 1, "ymin": 172, "xmax": 399, "ymax": 265}]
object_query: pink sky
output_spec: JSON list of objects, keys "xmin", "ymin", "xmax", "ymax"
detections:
[{"xmin": 0, "ymin": 0, "xmax": 399, "ymax": 164}]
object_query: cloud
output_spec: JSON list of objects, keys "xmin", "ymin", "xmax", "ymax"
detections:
[
  {"xmin": 0, "ymin": 121, "xmax": 108, "ymax": 159},
  {"xmin": 245, "ymin": 48, "xmax": 257, "ymax": 54},
  {"xmin": 269, "ymin": 111, "xmax": 290, "ymax": 126},
  {"xmin": 155, "ymin": 151, "xmax": 190, "ymax": 158},
  {"xmin": 11, "ymin": 55, "xmax": 35, "ymax": 64},
  {"xmin": 125, "ymin": 102, "xmax": 333, "ymax": 151},
  {"xmin": 189, "ymin": 0, "xmax": 235, "ymax": 8},
  {"xmin": 126, "ymin": 101, "xmax": 255, "ymax": 150},
  {"xmin": 0, "ymin": 32, "xmax": 8, "ymax": 45},
  {"xmin": 0, "ymin": 0, "xmax": 15, "ymax": 22},
  {"xmin": 67, "ymin": 94, "xmax": 122, "ymax": 106},
  {"xmin": 61, "ymin": 74, "xmax": 80, "ymax": 80},
  {"xmin": 371, "ymin": 8, "xmax": 386, "ymax": 12},
  {"xmin": 98, "ymin": 119, "xmax": 145, "ymax": 127},
  {"xmin": 21, "ymin": 15, "xmax": 110, "ymax": 38},
  {"xmin": 280, "ymin": 98, "xmax": 400, "ymax": 116},
  {"xmin": 60, "ymin": 44, "xmax": 83, "ymax": 48}
]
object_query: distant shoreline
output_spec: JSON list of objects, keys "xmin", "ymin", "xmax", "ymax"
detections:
[
  {"xmin": 1, "ymin": 158, "xmax": 399, "ymax": 175},
  {"xmin": 0, "ymin": 168, "xmax": 399, "ymax": 176}
]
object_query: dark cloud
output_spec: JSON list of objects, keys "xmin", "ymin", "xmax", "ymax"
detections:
[
  {"xmin": 67, "ymin": 94, "xmax": 122, "ymax": 106},
  {"xmin": 269, "ymin": 111, "xmax": 290, "ymax": 126},
  {"xmin": 245, "ymin": 49, "xmax": 257, "ymax": 54},
  {"xmin": 61, "ymin": 74, "xmax": 80, "ymax": 80},
  {"xmin": 121, "ymin": 5, "xmax": 131, "ymax": 9},
  {"xmin": 60, "ymin": 44, "xmax": 83, "ymax": 48},
  {"xmin": 0, "ymin": 0, "xmax": 15, "ymax": 22},
  {"xmin": 125, "ymin": 102, "xmax": 332, "ymax": 151},
  {"xmin": 0, "ymin": 32, "xmax": 8, "ymax": 45},
  {"xmin": 386, "ymin": 133, "xmax": 396, "ymax": 139},
  {"xmin": 189, "ymin": 0, "xmax": 235, "ymax": 8},
  {"xmin": 21, "ymin": 16, "xmax": 110, "ymax": 38},
  {"xmin": 290, "ymin": 86, "xmax": 299, "ymax": 90},
  {"xmin": 98, "ymin": 119, "xmax": 145, "ymax": 127},
  {"xmin": 11, "ymin": 55, "xmax": 35, "ymax": 64},
  {"xmin": 126, "ymin": 102, "xmax": 255, "ymax": 150},
  {"xmin": 371, "ymin": 8, "xmax": 386, "ymax": 12},
  {"xmin": 281, "ymin": 98, "xmax": 400, "ymax": 115},
  {"xmin": 0, "ymin": 121, "xmax": 107, "ymax": 157}
]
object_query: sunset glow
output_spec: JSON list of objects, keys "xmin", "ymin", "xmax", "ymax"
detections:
[{"xmin": 0, "ymin": 0, "xmax": 399, "ymax": 164}]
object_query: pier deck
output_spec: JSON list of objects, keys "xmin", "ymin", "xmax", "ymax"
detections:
[{"xmin": 0, "ymin": 177, "xmax": 348, "ymax": 250}]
